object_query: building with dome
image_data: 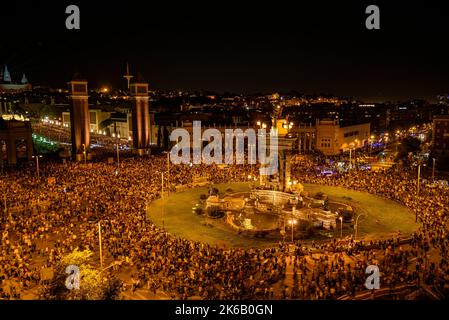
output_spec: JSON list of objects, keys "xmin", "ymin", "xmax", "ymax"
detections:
[{"xmin": 0, "ymin": 65, "xmax": 32, "ymax": 93}]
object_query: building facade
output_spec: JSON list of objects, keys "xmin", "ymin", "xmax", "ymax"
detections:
[
  {"xmin": 313, "ymin": 119, "xmax": 370, "ymax": 156},
  {"xmin": 432, "ymin": 115, "xmax": 449, "ymax": 155},
  {"xmin": 0, "ymin": 119, "xmax": 33, "ymax": 165}
]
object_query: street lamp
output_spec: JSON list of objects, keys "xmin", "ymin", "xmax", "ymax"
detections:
[
  {"xmin": 288, "ymin": 219, "xmax": 297, "ymax": 242},
  {"xmin": 32, "ymin": 155, "xmax": 43, "ymax": 179},
  {"xmin": 349, "ymin": 143, "xmax": 354, "ymax": 170},
  {"xmin": 339, "ymin": 216, "xmax": 343, "ymax": 238},
  {"xmin": 98, "ymin": 221, "xmax": 103, "ymax": 269},
  {"xmin": 161, "ymin": 172, "xmax": 165, "ymax": 229},
  {"xmin": 369, "ymin": 135, "xmax": 375, "ymax": 158},
  {"xmin": 87, "ymin": 220, "xmax": 106, "ymax": 269},
  {"xmin": 82, "ymin": 144, "xmax": 87, "ymax": 165},
  {"xmin": 114, "ymin": 133, "xmax": 121, "ymax": 166},
  {"xmin": 417, "ymin": 163, "xmax": 421, "ymax": 195},
  {"xmin": 416, "ymin": 164, "xmax": 421, "ymax": 222},
  {"xmin": 354, "ymin": 213, "xmax": 367, "ymax": 241},
  {"xmin": 432, "ymin": 158, "xmax": 436, "ymax": 182}
]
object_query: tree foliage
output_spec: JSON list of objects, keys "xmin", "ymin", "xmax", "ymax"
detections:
[
  {"xmin": 396, "ymin": 136, "xmax": 421, "ymax": 163},
  {"xmin": 40, "ymin": 248, "xmax": 123, "ymax": 300}
]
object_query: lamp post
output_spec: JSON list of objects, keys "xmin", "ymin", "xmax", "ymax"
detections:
[
  {"xmin": 82, "ymin": 144, "xmax": 87, "ymax": 165},
  {"xmin": 161, "ymin": 172, "xmax": 165, "ymax": 229},
  {"xmin": 417, "ymin": 164, "xmax": 421, "ymax": 196},
  {"xmin": 349, "ymin": 147, "xmax": 352, "ymax": 170},
  {"xmin": 289, "ymin": 219, "xmax": 297, "ymax": 242},
  {"xmin": 290, "ymin": 206, "xmax": 297, "ymax": 242},
  {"xmin": 98, "ymin": 221, "xmax": 103, "ymax": 269},
  {"xmin": 432, "ymin": 158, "xmax": 436, "ymax": 183},
  {"xmin": 116, "ymin": 142, "xmax": 120, "ymax": 166},
  {"xmin": 339, "ymin": 216, "xmax": 343, "ymax": 238},
  {"xmin": 354, "ymin": 213, "xmax": 367, "ymax": 241},
  {"xmin": 416, "ymin": 164, "xmax": 421, "ymax": 222},
  {"xmin": 32, "ymin": 155, "xmax": 43, "ymax": 179},
  {"xmin": 166, "ymin": 152, "xmax": 170, "ymax": 196},
  {"xmin": 113, "ymin": 133, "xmax": 121, "ymax": 166}
]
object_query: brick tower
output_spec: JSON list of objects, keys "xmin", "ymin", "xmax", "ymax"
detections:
[
  {"xmin": 130, "ymin": 76, "xmax": 150, "ymax": 155},
  {"xmin": 68, "ymin": 74, "xmax": 90, "ymax": 161}
]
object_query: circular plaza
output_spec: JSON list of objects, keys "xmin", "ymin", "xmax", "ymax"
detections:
[{"xmin": 147, "ymin": 182, "xmax": 419, "ymax": 249}]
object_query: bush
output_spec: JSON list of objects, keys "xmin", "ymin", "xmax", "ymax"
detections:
[
  {"xmin": 199, "ymin": 194, "xmax": 207, "ymax": 200},
  {"xmin": 40, "ymin": 248, "xmax": 123, "ymax": 300}
]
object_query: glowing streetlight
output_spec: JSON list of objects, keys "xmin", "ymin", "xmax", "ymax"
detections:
[
  {"xmin": 288, "ymin": 218, "xmax": 297, "ymax": 242},
  {"xmin": 82, "ymin": 144, "xmax": 87, "ymax": 165},
  {"xmin": 339, "ymin": 216, "xmax": 343, "ymax": 238},
  {"xmin": 349, "ymin": 142, "xmax": 354, "ymax": 170},
  {"xmin": 114, "ymin": 133, "xmax": 121, "ymax": 166},
  {"xmin": 32, "ymin": 155, "xmax": 43, "ymax": 178}
]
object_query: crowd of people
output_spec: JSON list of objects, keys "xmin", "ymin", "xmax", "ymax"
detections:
[
  {"xmin": 291, "ymin": 155, "xmax": 449, "ymax": 297},
  {"xmin": 0, "ymin": 150, "xmax": 448, "ymax": 300}
]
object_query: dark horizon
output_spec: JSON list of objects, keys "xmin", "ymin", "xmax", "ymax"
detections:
[{"xmin": 1, "ymin": 1, "xmax": 449, "ymax": 102}]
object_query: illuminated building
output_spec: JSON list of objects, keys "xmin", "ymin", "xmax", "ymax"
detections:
[
  {"xmin": 0, "ymin": 118, "xmax": 33, "ymax": 165},
  {"xmin": 432, "ymin": 115, "xmax": 449, "ymax": 155}
]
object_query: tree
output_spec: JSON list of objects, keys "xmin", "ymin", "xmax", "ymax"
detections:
[
  {"xmin": 40, "ymin": 248, "xmax": 123, "ymax": 300},
  {"xmin": 396, "ymin": 136, "xmax": 421, "ymax": 163}
]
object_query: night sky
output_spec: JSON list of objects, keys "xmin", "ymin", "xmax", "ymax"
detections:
[{"xmin": 1, "ymin": 1, "xmax": 449, "ymax": 102}]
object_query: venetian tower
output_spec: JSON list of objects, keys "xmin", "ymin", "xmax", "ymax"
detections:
[
  {"xmin": 130, "ymin": 74, "xmax": 151, "ymax": 155},
  {"xmin": 68, "ymin": 74, "xmax": 90, "ymax": 161}
]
